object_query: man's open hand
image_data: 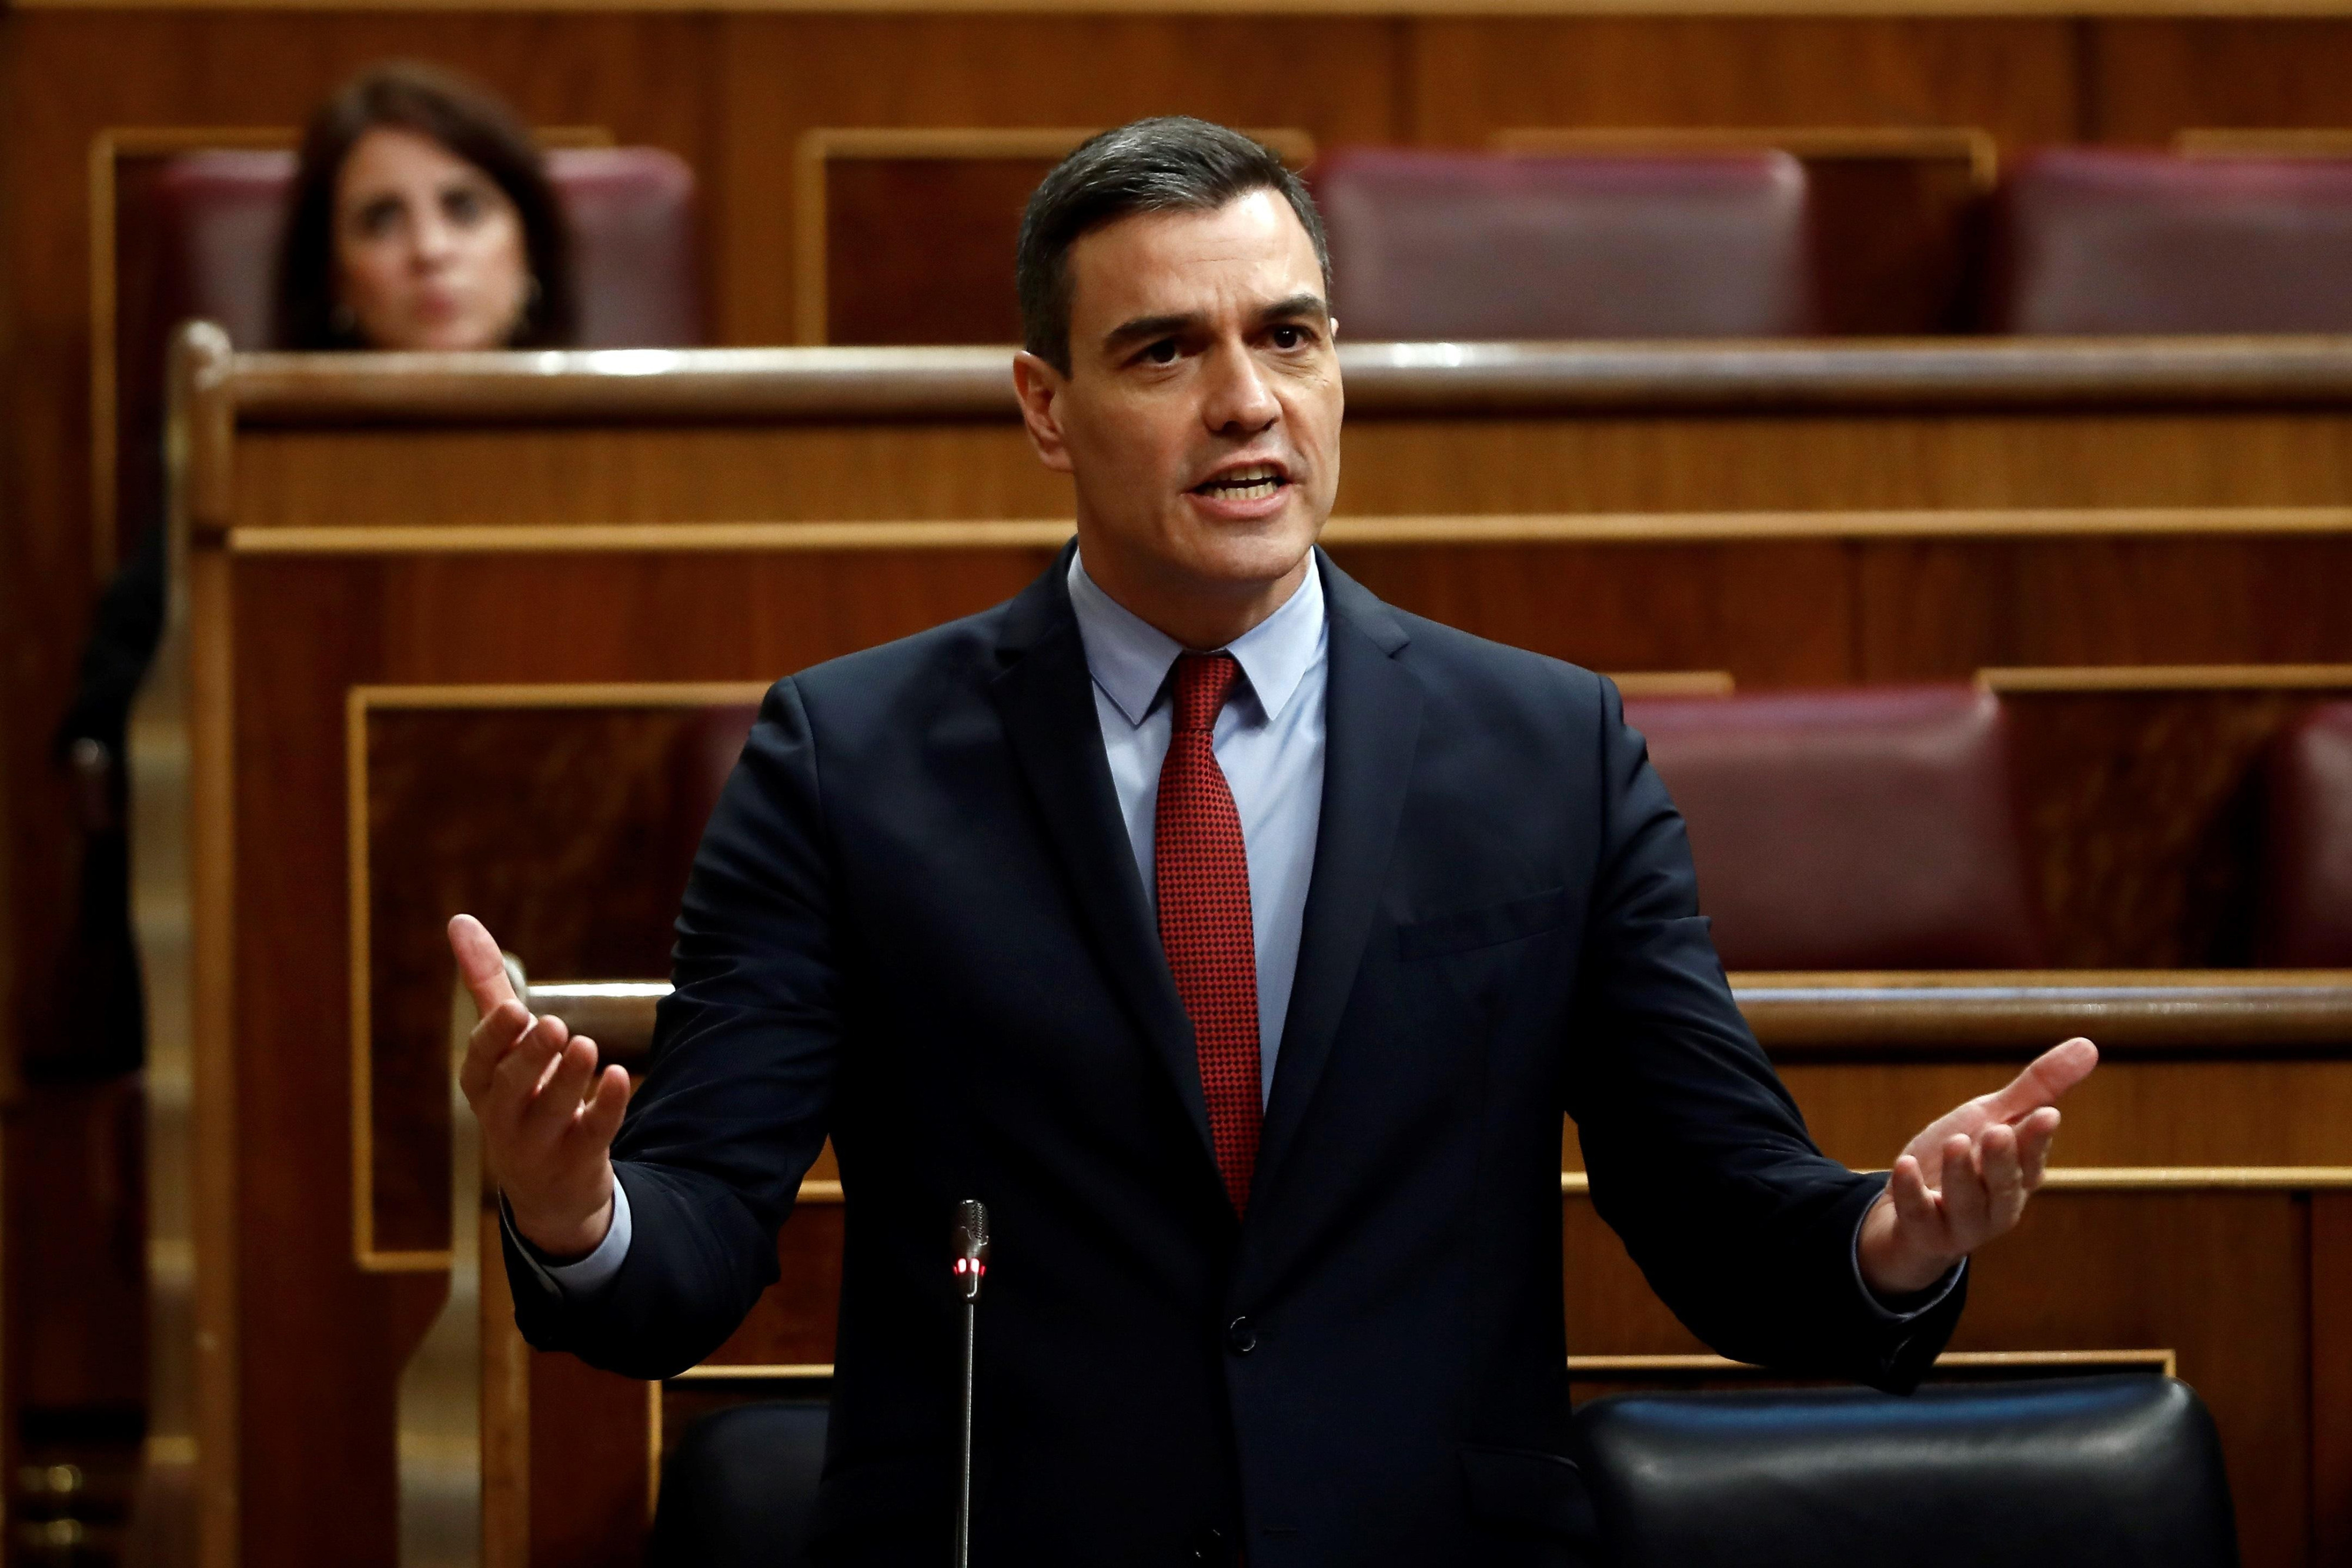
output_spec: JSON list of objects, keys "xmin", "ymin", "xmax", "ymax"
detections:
[
  {"xmin": 1856, "ymin": 1037, "xmax": 2100, "ymax": 1298},
  {"xmin": 450, "ymin": 913, "xmax": 631, "ymax": 1260}
]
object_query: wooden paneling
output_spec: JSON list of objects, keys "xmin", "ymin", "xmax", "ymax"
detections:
[
  {"xmin": 2003, "ymin": 686, "xmax": 2350, "ymax": 967},
  {"xmin": 1406, "ymin": 18, "xmax": 2082, "ymax": 150},
  {"xmin": 2085, "ymin": 21, "xmax": 2352, "ymax": 143},
  {"xmin": 2313, "ymin": 1193, "xmax": 2352, "ymax": 1566},
  {"xmin": 357, "ymin": 702, "xmax": 754, "ymax": 1262}
]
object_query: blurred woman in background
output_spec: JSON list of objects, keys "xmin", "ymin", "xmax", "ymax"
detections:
[
  {"xmin": 275, "ymin": 59, "xmax": 577, "ymax": 350},
  {"xmin": 47, "ymin": 60, "xmax": 577, "ymax": 1077}
]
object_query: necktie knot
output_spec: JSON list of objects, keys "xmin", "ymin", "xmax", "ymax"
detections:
[{"xmin": 1172, "ymin": 652, "xmax": 1242, "ymax": 735}]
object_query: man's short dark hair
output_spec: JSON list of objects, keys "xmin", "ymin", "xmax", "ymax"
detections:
[{"xmin": 1016, "ymin": 116, "xmax": 1331, "ymax": 373}]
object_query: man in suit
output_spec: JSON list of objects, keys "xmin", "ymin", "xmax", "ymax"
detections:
[{"xmin": 449, "ymin": 116, "xmax": 2097, "ymax": 1566}]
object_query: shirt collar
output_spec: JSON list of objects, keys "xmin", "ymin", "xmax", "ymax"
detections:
[{"xmin": 1067, "ymin": 548, "xmax": 1327, "ymax": 730}]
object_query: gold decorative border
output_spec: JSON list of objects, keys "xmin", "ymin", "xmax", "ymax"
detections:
[
  {"xmin": 87, "ymin": 126, "xmax": 612, "ymax": 580},
  {"xmin": 657, "ymin": 1347, "xmax": 2175, "ymax": 1385},
  {"xmin": 789, "ymin": 126, "xmax": 1315, "ymax": 346},
  {"xmin": 1562, "ymin": 1167, "xmax": 2352, "ymax": 1193},
  {"xmin": 1492, "ymin": 124, "xmax": 1998, "ymax": 190},
  {"xmin": 1982, "ymin": 662, "xmax": 2352, "ymax": 691},
  {"xmin": 225, "ymin": 506, "xmax": 2352, "ymax": 559}
]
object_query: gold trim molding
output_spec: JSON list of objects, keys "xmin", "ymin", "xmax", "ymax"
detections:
[
  {"xmin": 1562, "ymin": 1167, "xmax": 2352, "ymax": 1193},
  {"xmin": 224, "ymin": 506, "xmax": 2352, "ymax": 560}
]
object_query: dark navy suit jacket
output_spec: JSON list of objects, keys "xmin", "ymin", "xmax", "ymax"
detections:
[{"xmin": 507, "ymin": 546, "xmax": 1963, "ymax": 1567}]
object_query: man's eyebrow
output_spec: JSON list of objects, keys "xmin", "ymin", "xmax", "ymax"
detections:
[
  {"xmin": 1100, "ymin": 295, "xmax": 1332, "ymax": 355},
  {"xmin": 1102, "ymin": 312, "xmax": 1200, "ymax": 353},
  {"xmin": 1258, "ymin": 293, "xmax": 1329, "ymax": 323}
]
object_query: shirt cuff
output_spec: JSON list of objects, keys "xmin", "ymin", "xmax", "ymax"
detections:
[
  {"xmin": 1850, "ymin": 1178, "xmax": 1966, "ymax": 1323},
  {"xmin": 500, "ymin": 1179, "xmax": 632, "ymax": 1299}
]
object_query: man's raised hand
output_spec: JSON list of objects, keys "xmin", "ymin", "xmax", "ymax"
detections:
[
  {"xmin": 450, "ymin": 913, "xmax": 631, "ymax": 1260},
  {"xmin": 1856, "ymin": 1036, "xmax": 2100, "ymax": 1299}
]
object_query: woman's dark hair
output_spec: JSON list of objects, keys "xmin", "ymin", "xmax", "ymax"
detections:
[
  {"xmin": 273, "ymin": 61, "xmax": 577, "ymax": 350},
  {"xmin": 1016, "ymin": 116, "xmax": 1330, "ymax": 373}
]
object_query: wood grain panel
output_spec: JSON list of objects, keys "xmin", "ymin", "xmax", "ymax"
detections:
[
  {"xmin": 1328, "ymin": 540, "xmax": 1859, "ymax": 684},
  {"xmin": 2085, "ymin": 20, "xmax": 2352, "ymax": 144},
  {"xmin": 526, "ymin": 1352, "xmax": 645, "ymax": 1568},
  {"xmin": 360, "ymin": 706, "xmax": 749, "ymax": 1258},
  {"xmin": 1406, "ymin": 18, "xmax": 2081, "ymax": 151},
  {"xmin": 2314, "ymin": 1192, "xmax": 2352, "ymax": 1567},
  {"xmin": 824, "ymin": 158, "xmax": 1048, "ymax": 346},
  {"xmin": 1857, "ymin": 537, "xmax": 2352, "ymax": 676},
  {"xmin": 1773, "ymin": 1059, "xmax": 2352, "ymax": 1171},
  {"xmin": 714, "ymin": 14, "xmax": 1406, "ymax": 345},
  {"xmin": 2002, "ymin": 687, "xmax": 2352, "ymax": 965},
  {"xmin": 230, "ymin": 424, "xmax": 1063, "ymax": 527}
]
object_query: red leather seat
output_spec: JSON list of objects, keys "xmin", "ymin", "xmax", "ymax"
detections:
[
  {"xmin": 143, "ymin": 145, "xmax": 703, "ymax": 348},
  {"xmin": 1623, "ymin": 686, "xmax": 2046, "ymax": 971},
  {"xmin": 1314, "ymin": 148, "xmax": 1816, "ymax": 339},
  {"xmin": 2259, "ymin": 703, "xmax": 2352, "ymax": 965},
  {"xmin": 1987, "ymin": 149, "xmax": 2352, "ymax": 334}
]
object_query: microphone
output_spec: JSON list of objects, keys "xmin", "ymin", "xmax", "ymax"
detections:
[
  {"xmin": 951, "ymin": 1199, "xmax": 990, "ymax": 1567},
  {"xmin": 953, "ymin": 1199, "xmax": 990, "ymax": 1303}
]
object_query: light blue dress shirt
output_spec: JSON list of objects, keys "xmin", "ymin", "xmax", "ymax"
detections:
[{"xmin": 1065, "ymin": 549, "xmax": 1328, "ymax": 1108}]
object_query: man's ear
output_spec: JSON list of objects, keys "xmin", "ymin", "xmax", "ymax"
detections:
[{"xmin": 1011, "ymin": 352, "xmax": 1075, "ymax": 474}]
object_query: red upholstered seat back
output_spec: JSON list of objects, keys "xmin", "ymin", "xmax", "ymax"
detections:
[
  {"xmin": 146, "ymin": 144, "xmax": 703, "ymax": 347},
  {"xmin": 1987, "ymin": 148, "xmax": 2352, "ymax": 334},
  {"xmin": 1623, "ymin": 686, "xmax": 2046, "ymax": 971},
  {"xmin": 2259, "ymin": 703, "xmax": 2352, "ymax": 966},
  {"xmin": 1314, "ymin": 148, "xmax": 1816, "ymax": 340}
]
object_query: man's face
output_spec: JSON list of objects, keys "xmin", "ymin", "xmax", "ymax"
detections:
[{"xmin": 1015, "ymin": 189, "xmax": 1342, "ymax": 621}]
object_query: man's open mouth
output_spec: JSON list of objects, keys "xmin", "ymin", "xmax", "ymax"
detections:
[{"xmin": 1191, "ymin": 463, "xmax": 1289, "ymax": 501}]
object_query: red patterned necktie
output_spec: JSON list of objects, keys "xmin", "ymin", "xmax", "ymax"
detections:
[{"xmin": 1155, "ymin": 652, "xmax": 1262, "ymax": 1217}]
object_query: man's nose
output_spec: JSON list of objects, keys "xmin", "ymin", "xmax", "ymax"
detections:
[{"xmin": 1201, "ymin": 344, "xmax": 1279, "ymax": 434}]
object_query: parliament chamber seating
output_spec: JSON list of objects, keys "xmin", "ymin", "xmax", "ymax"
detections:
[
  {"xmin": 1569, "ymin": 1376, "xmax": 2238, "ymax": 1568},
  {"xmin": 1314, "ymin": 148, "xmax": 1817, "ymax": 339},
  {"xmin": 2260, "ymin": 703, "xmax": 2352, "ymax": 966},
  {"xmin": 1986, "ymin": 149, "xmax": 2352, "ymax": 334},
  {"xmin": 1623, "ymin": 687, "xmax": 2046, "ymax": 971}
]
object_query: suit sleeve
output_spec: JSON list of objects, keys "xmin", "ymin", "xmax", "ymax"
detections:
[
  {"xmin": 1562, "ymin": 677, "xmax": 1962, "ymax": 1392},
  {"xmin": 506, "ymin": 677, "xmax": 844, "ymax": 1378}
]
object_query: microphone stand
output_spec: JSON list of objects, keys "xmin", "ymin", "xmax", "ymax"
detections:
[{"xmin": 951, "ymin": 1200, "xmax": 990, "ymax": 1568}]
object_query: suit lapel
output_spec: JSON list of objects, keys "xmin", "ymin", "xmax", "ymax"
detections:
[
  {"xmin": 1254, "ymin": 556, "xmax": 1423, "ymax": 1199},
  {"xmin": 988, "ymin": 551, "xmax": 1216, "ymax": 1166}
]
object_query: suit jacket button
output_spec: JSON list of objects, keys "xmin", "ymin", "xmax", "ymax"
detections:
[{"xmin": 1225, "ymin": 1315, "xmax": 1257, "ymax": 1355}]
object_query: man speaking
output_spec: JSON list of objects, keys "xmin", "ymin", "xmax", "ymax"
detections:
[{"xmin": 449, "ymin": 116, "xmax": 2097, "ymax": 1566}]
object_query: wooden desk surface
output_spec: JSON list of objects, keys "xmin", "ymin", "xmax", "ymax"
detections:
[{"xmin": 215, "ymin": 336, "xmax": 2352, "ymax": 424}]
